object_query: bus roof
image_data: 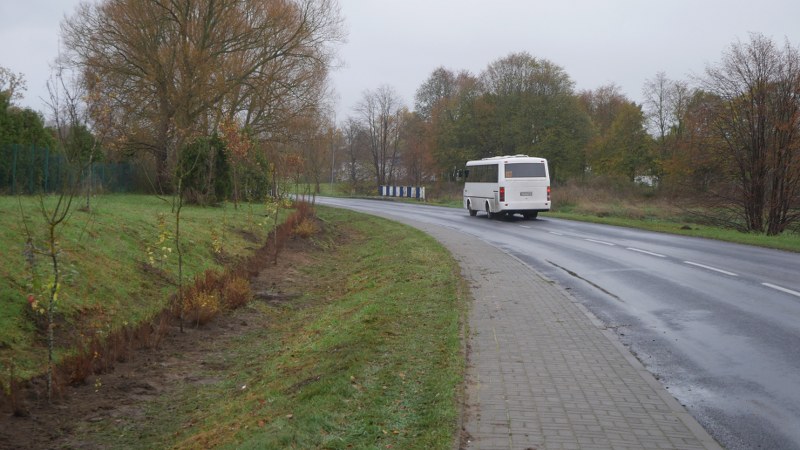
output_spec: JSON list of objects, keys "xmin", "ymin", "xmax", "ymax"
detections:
[
  {"xmin": 466, "ymin": 155, "xmax": 547, "ymax": 165},
  {"xmin": 482, "ymin": 154, "xmax": 530, "ymax": 160}
]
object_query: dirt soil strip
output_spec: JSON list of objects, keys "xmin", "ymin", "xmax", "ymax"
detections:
[{"xmin": 0, "ymin": 237, "xmax": 311, "ymax": 450}]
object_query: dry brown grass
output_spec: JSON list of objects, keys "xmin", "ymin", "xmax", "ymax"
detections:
[
  {"xmin": 221, "ymin": 276, "xmax": 251, "ymax": 309},
  {"xmin": 552, "ymin": 178, "xmax": 684, "ymax": 221},
  {"xmin": 292, "ymin": 217, "xmax": 318, "ymax": 238}
]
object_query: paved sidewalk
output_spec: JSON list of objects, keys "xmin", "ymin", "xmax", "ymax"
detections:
[{"xmin": 396, "ymin": 220, "xmax": 722, "ymax": 450}]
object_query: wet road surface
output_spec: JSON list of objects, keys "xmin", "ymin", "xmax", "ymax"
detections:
[{"xmin": 317, "ymin": 197, "xmax": 800, "ymax": 450}]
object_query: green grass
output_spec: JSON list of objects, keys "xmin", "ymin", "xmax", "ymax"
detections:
[
  {"xmin": 289, "ymin": 182, "xmax": 346, "ymax": 198},
  {"xmin": 546, "ymin": 210, "xmax": 800, "ymax": 253},
  {"xmin": 0, "ymin": 194, "xmax": 271, "ymax": 378},
  {"xmin": 75, "ymin": 206, "xmax": 466, "ymax": 449}
]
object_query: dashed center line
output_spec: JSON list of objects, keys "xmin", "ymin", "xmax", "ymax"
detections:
[
  {"xmin": 762, "ymin": 283, "xmax": 800, "ymax": 298},
  {"xmin": 684, "ymin": 261, "xmax": 738, "ymax": 277},
  {"xmin": 585, "ymin": 238, "xmax": 615, "ymax": 246},
  {"xmin": 627, "ymin": 247, "xmax": 666, "ymax": 258},
  {"xmin": 529, "ymin": 228, "xmax": 794, "ymax": 294}
]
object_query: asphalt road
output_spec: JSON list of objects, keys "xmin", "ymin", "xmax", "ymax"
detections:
[{"xmin": 316, "ymin": 197, "xmax": 800, "ymax": 450}]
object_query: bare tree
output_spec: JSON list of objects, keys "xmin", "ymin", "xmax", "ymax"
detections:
[
  {"xmin": 19, "ymin": 64, "xmax": 86, "ymax": 402},
  {"xmin": 341, "ymin": 117, "xmax": 370, "ymax": 192},
  {"xmin": 643, "ymin": 72, "xmax": 692, "ymax": 159},
  {"xmin": 45, "ymin": 60, "xmax": 110, "ymax": 211},
  {"xmin": 355, "ymin": 85, "xmax": 405, "ymax": 188},
  {"xmin": 643, "ymin": 72, "xmax": 672, "ymax": 142},
  {"xmin": 702, "ymin": 33, "xmax": 800, "ymax": 234}
]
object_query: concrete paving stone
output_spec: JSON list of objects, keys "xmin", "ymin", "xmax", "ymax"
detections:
[{"xmin": 381, "ymin": 219, "xmax": 722, "ymax": 450}]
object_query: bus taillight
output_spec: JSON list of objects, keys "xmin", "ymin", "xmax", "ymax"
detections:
[
  {"xmin": 547, "ymin": 185, "xmax": 551, "ymax": 201},
  {"xmin": 499, "ymin": 186, "xmax": 505, "ymax": 202}
]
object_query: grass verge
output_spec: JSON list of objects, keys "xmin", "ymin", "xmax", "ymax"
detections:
[
  {"xmin": 547, "ymin": 210, "xmax": 800, "ymax": 252},
  {"xmin": 0, "ymin": 194, "xmax": 271, "ymax": 380},
  {"xmin": 69, "ymin": 206, "xmax": 467, "ymax": 449}
]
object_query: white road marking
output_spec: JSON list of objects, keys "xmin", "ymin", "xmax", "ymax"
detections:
[
  {"xmin": 520, "ymin": 225, "xmax": 531, "ymax": 229},
  {"xmin": 549, "ymin": 231, "xmax": 564, "ymax": 236},
  {"xmin": 762, "ymin": 283, "xmax": 800, "ymax": 298},
  {"xmin": 683, "ymin": 261, "xmax": 738, "ymax": 277},
  {"xmin": 585, "ymin": 238, "xmax": 615, "ymax": 246},
  {"xmin": 627, "ymin": 247, "xmax": 667, "ymax": 258}
]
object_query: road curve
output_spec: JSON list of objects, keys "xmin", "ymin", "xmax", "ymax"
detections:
[{"xmin": 315, "ymin": 197, "xmax": 800, "ymax": 450}]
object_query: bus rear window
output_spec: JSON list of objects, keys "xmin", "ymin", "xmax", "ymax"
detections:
[{"xmin": 505, "ymin": 163, "xmax": 546, "ymax": 178}]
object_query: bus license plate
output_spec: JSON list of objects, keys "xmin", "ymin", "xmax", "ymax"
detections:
[{"xmin": 520, "ymin": 191, "xmax": 532, "ymax": 196}]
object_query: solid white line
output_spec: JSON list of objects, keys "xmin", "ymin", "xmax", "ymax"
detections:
[
  {"xmin": 627, "ymin": 247, "xmax": 666, "ymax": 258},
  {"xmin": 519, "ymin": 225, "xmax": 531, "ymax": 229},
  {"xmin": 549, "ymin": 231, "xmax": 564, "ymax": 236},
  {"xmin": 585, "ymin": 238, "xmax": 615, "ymax": 246},
  {"xmin": 762, "ymin": 283, "xmax": 800, "ymax": 298},
  {"xmin": 683, "ymin": 261, "xmax": 738, "ymax": 277}
]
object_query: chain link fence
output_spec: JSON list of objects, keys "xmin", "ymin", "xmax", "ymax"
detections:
[{"xmin": 1, "ymin": 144, "xmax": 142, "ymax": 195}]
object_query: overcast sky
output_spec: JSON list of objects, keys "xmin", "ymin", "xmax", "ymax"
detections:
[{"xmin": 3, "ymin": 0, "xmax": 800, "ymax": 122}]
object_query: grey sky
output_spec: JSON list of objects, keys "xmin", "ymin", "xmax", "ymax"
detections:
[{"xmin": 3, "ymin": 0, "xmax": 800, "ymax": 122}]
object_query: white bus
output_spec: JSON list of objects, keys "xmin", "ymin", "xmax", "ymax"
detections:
[{"xmin": 463, "ymin": 155, "xmax": 551, "ymax": 219}]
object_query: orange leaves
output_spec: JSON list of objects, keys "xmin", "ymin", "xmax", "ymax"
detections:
[
  {"xmin": 180, "ymin": 269, "xmax": 253, "ymax": 325},
  {"xmin": 220, "ymin": 118, "xmax": 252, "ymax": 161},
  {"xmin": 284, "ymin": 153, "xmax": 305, "ymax": 173}
]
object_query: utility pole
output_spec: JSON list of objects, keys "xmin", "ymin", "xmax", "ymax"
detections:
[{"xmin": 330, "ymin": 116, "xmax": 336, "ymax": 191}]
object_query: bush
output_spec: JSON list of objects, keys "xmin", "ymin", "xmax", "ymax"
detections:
[
  {"xmin": 222, "ymin": 276, "xmax": 251, "ymax": 309},
  {"xmin": 179, "ymin": 270, "xmax": 224, "ymax": 325},
  {"xmin": 183, "ymin": 291, "xmax": 221, "ymax": 326},
  {"xmin": 293, "ymin": 218, "xmax": 318, "ymax": 238},
  {"xmin": 179, "ymin": 135, "xmax": 231, "ymax": 205}
]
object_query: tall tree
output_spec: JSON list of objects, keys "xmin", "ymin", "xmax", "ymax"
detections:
[
  {"xmin": 581, "ymin": 84, "xmax": 628, "ymax": 136},
  {"xmin": 62, "ymin": 0, "xmax": 344, "ymax": 192},
  {"xmin": 642, "ymin": 72, "xmax": 672, "ymax": 143},
  {"xmin": 414, "ymin": 67, "xmax": 457, "ymax": 121},
  {"xmin": 478, "ymin": 52, "xmax": 591, "ymax": 181},
  {"xmin": 0, "ymin": 67, "xmax": 55, "ymax": 179},
  {"xmin": 588, "ymin": 102, "xmax": 654, "ymax": 181},
  {"xmin": 580, "ymin": 85, "xmax": 655, "ymax": 181},
  {"xmin": 702, "ymin": 33, "xmax": 800, "ymax": 234},
  {"xmin": 642, "ymin": 72, "xmax": 692, "ymax": 183},
  {"xmin": 399, "ymin": 111, "xmax": 433, "ymax": 186},
  {"xmin": 419, "ymin": 69, "xmax": 481, "ymax": 180},
  {"xmin": 659, "ymin": 90, "xmax": 725, "ymax": 193},
  {"xmin": 0, "ymin": 66, "xmax": 26, "ymax": 104},
  {"xmin": 341, "ymin": 117, "xmax": 370, "ymax": 192},
  {"xmin": 355, "ymin": 85, "xmax": 405, "ymax": 187}
]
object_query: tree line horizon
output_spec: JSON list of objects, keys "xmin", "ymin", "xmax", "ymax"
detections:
[{"xmin": 1, "ymin": 1, "xmax": 798, "ymax": 235}]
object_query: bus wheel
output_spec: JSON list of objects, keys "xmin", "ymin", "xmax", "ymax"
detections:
[
  {"xmin": 467, "ymin": 201, "xmax": 477, "ymax": 216},
  {"xmin": 485, "ymin": 203, "xmax": 494, "ymax": 219},
  {"xmin": 523, "ymin": 212, "xmax": 539, "ymax": 220}
]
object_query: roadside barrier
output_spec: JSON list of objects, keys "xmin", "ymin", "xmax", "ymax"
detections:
[{"xmin": 379, "ymin": 185, "xmax": 425, "ymax": 200}]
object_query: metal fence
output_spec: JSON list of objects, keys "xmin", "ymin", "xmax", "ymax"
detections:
[{"xmin": 1, "ymin": 144, "xmax": 139, "ymax": 195}]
